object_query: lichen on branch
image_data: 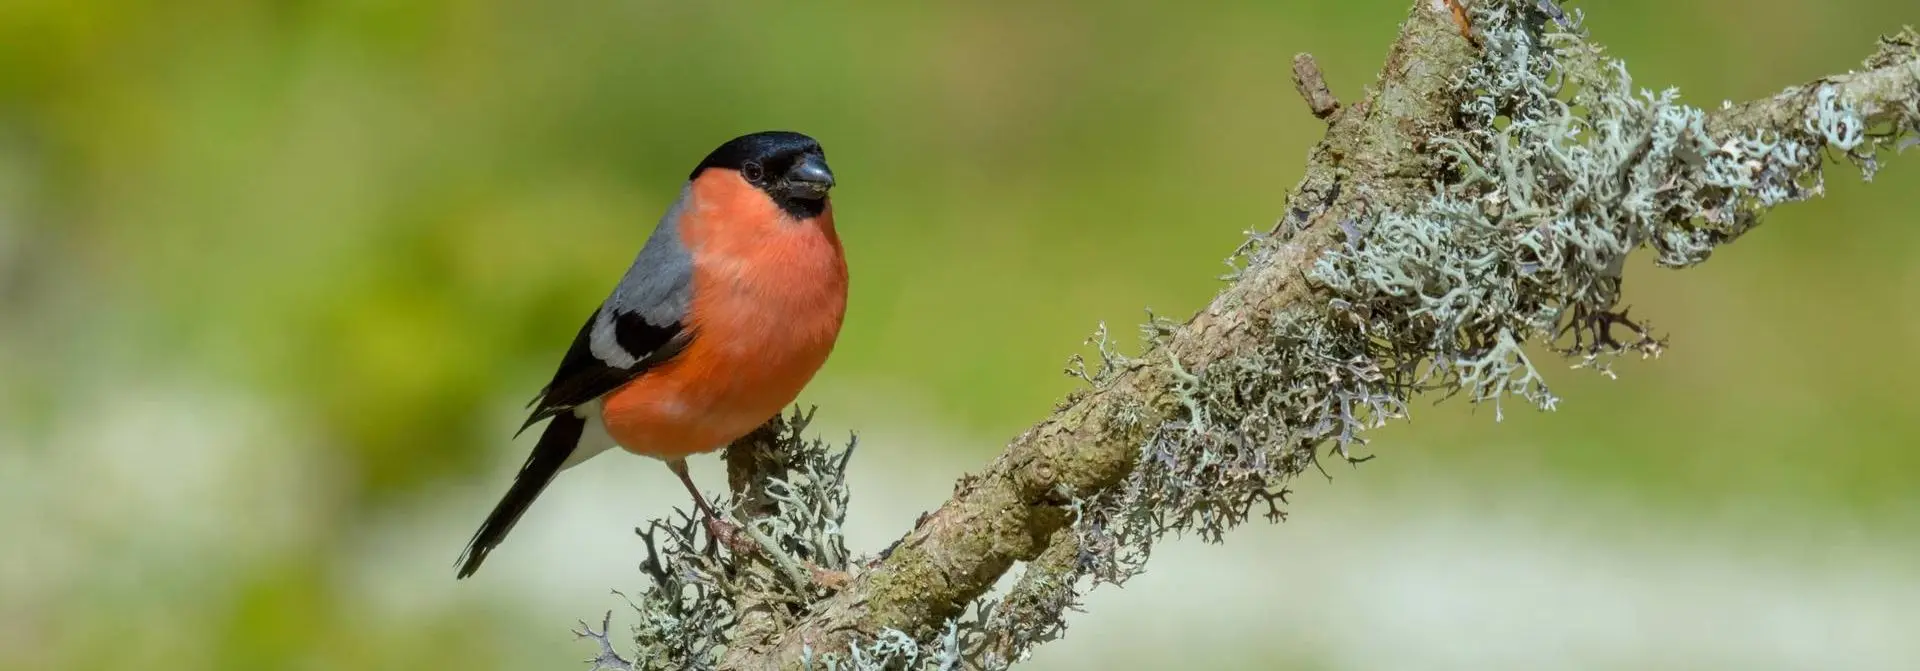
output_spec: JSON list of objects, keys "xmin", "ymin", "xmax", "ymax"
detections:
[{"xmin": 584, "ymin": 3, "xmax": 1920, "ymax": 669}]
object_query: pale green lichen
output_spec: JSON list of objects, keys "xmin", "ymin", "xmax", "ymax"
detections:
[
  {"xmin": 799, "ymin": 625, "xmax": 962, "ymax": 671},
  {"xmin": 1060, "ymin": 0, "xmax": 1907, "ymax": 661},
  {"xmin": 580, "ymin": 408, "xmax": 861, "ymax": 671}
]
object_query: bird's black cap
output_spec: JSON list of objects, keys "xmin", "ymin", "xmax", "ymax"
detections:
[{"xmin": 690, "ymin": 131, "xmax": 834, "ymax": 218}]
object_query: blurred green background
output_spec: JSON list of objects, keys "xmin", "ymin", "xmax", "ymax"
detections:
[{"xmin": 3, "ymin": 0, "xmax": 1918, "ymax": 669}]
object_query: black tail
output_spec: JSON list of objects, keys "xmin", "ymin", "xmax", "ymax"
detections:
[{"xmin": 455, "ymin": 411, "xmax": 585, "ymax": 579}]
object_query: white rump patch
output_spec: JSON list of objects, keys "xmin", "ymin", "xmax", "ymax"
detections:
[{"xmin": 559, "ymin": 400, "xmax": 620, "ymax": 471}]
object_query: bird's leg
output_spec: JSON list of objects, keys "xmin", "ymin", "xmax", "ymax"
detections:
[
  {"xmin": 664, "ymin": 459, "xmax": 844, "ymax": 593},
  {"xmin": 665, "ymin": 458, "xmax": 753, "ymax": 554}
]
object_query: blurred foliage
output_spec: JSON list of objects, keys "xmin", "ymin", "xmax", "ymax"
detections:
[{"xmin": 1, "ymin": 0, "xmax": 1916, "ymax": 669}]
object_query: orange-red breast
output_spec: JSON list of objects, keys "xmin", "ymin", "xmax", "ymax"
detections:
[{"xmin": 456, "ymin": 131, "xmax": 847, "ymax": 579}]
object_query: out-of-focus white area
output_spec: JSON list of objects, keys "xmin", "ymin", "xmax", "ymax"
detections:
[
  {"xmin": 1033, "ymin": 481, "xmax": 1920, "ymax": 670},
  {"xmin": 9, "ymin": 381, "xmax": 1915, "ymax": 670}
]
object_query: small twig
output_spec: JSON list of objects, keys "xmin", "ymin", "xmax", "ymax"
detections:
[
  {"xmin": 573, "ymin": 611, "xmax": 635, "ymax": 671},
  {"xmin": 1291, "ymin": 53, "xmax": 1342, "ymax": 121}
]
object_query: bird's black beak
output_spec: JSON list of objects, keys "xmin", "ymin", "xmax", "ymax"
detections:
[{"xmin": 784, "ymin": 154, "xmax": 835, "ymax": 199}]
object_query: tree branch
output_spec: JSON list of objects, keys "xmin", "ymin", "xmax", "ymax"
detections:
[
  {"xmin": 718, "ymin": 5, "xmax": 1483, "ymax": 668},
  {"xmin": 598, "ymin": 3, "xmax": 1920, "ymax": 669}
]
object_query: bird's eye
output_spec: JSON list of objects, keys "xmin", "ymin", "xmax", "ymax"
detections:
[{"xmin": 741, "ymin": 161, "xmax": 764, "ymax": 182}]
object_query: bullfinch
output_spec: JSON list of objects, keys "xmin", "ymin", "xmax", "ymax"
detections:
[{"xmin": 456, "ymin": 131, "xmax": 847, "ymax": 579}]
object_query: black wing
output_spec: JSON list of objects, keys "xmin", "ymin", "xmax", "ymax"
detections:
[
  {"xmin": 516, "ymin": 307, "xmax": 691, "ymax": 436},
  {"xmin": 458, "ymin": 187, "xmax": 698, "ymax": 579},
  {"xmin": 456, "ymin": 307, "xmax": 690, "ymax": 579}
]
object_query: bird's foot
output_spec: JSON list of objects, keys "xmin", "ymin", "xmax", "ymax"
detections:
[
  {"xmin": 701, "ymin": 515, "xmax": 758, "ymax": 556},
  {"xmin": 716, "ymin": 515, "xmax": 851, "ymax": 595}
]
